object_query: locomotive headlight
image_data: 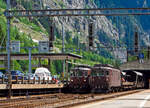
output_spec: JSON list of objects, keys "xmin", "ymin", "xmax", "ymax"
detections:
[
  {"xmin": 84, "ymin": 79, "xmax": 86, "ymax": 82},
  {"xmin": 106, "ymin": 78, "xmax": 109, "ymax": 81}
]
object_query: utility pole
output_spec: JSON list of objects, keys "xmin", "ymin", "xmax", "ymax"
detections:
[
  {"xmin": 62, "ymin": 22, "xmax": 65, "ymax": 53},
  {"xmin": 62, "ymin": 22, "xmax": 66, "ymax": 78},
  {"xmin": 127, "ymin": 50, "xmax": 129, "ymax": 62},
  {"xmin": 6, "ymin": 0, "xmax": 11, "ymax": 99},
  {"xmin": 48, "ymin": 18, "xmax": 54, "ymax": 71}
]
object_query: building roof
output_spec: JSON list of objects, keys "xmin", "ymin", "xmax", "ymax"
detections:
[
  {"xmin": 0, "ymin": 53, "xmax": 82, "ymax": 60},
  {"xmin": 72, "ymin": 67, "xmax": 91, "ymax": 71},
  {"xmin": 133, "ymin": 71, "xmax": 143, "ymax": 76}
]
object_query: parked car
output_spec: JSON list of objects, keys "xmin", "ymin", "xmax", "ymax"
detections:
[
  {"xmin": 0, "ymin": 72, "xmax": 8, "ymax": 80},
  {"xmin": 34, "ymin": 67, "xmax": 52, "ymax": 80},
  {"xmin": 11, "ymin": 70, "xmax": 25, "ymax": 80},
  {"xmin": 0, "ymin": 72, "xmax": 4, "ymax": 79},
  {"xmin": 27, "ymin": 74, "xmax": 39, "ymax": 80}
]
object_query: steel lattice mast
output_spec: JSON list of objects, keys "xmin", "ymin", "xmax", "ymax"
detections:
[{"xmin": 6, "ymin": 0, "xmax": 11, "ymax": 99}]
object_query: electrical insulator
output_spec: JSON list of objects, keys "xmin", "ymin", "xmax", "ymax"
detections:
[
  {"xmin": 49, "ymin": 19, "xmax": 54, "ymax": 51},
  {"xmin": 89, "ymin": 22, "xmax": 93, "ymax": 36},
  {"xmin": 134, "ymin": 31, "xmax": 138, "ymax": 53},
  {"xmin": 88, "ymin": 22, "xmax": 94, "ymax": 47},
  {"xmin": 49, "ymin": 25, "xmax": 54, "ymax": 41}
]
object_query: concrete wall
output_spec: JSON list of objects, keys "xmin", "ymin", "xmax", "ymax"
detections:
[{"xmin": 120, "ymin": 60, "xmax": 150, "ymax": 70}]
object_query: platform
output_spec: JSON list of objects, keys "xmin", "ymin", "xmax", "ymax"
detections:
[
  {"xmin": 120, "ymin": 59, "xmax": 150, "ymax": 70},
  {"xmin": 74, "ymin": 89, "xmax": 150, "ymax": 108},
  {"xmin": 0, "ymin": 83, "xmax": 63, "ymax": 90}
]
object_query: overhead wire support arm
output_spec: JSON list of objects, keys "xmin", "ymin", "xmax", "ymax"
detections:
[{"xmin": 4, "ymin": 8, "xmax": 150, "ymax": 18}]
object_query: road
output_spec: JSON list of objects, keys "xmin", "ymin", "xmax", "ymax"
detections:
[{"xmin": 73, "ymin": 89, "xmax": 150, "ymax": 108}]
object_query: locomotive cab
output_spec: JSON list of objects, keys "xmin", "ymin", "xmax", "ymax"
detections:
[
  {"xmin": 91, "ymin": 64, "xmax": 121, "ymax": 93},
  {"xmin": 68, "ymin": 66, "xmax": 91, "ymax": 92},
  {"xmin": 90, "ymin": 67, "xmax": 110, "ymax": 92}
]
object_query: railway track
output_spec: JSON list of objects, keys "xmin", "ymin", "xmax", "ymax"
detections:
[
  {"xmin": 0, "ymin": 89, "xmax": 143, "ymax": 108},
  {"xmin": 48, "ymin": 89, "xmax": 143, "ymax": 108},
  {"xmin": 0, "ymin": 93, "xmax": 92, "ymax": 108},
  {"xmin": 0, "ymin": 93, "xmax": 93, "ymax": 108}
]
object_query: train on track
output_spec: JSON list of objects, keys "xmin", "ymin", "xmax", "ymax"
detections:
[{"xmin": 67, "ymin": 64, "xmax": 144, "ymax": 93}]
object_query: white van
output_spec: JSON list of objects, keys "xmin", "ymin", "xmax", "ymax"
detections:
[{"xmin": 34, "ymin": 67, "xmax": 52, "ymax": 80}]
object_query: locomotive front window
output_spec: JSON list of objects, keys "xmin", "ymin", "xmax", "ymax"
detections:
[
  {"xmin": 70, "ymin": 70, "xmax": 77, "ymax": 77},
  {"xmin": 98, "ymin": 70, "xmax": 104, "ymax": 76},
  {"xmin": 91, "ymin": 70, "xmax": 97, "ymax": 76},
  {"xmin": 92, "ymin": 69, "xmax": 104, "ymax": 76},
  {"xmin": 70, "ymin": 71, "xmax": 74, "ymax": 77},
  {"xmin": 77, "ymin": 70, "xmax": 83, "ymax": 77},
  {"xmin": 70, "ymin": 69, "xmax": 88, "ymax": 77},
  {"xmin": 83, "ymin": 71, "xmax": 88, "ymax": 77}
]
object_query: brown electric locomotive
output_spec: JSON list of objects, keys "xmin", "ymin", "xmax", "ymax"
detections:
[
  {"xmin": 68, "ymin": 65, "xmax": 91, "ymax": 92},
  {"xmin": 90, "ymin": 64, "xmax": 121, "ymax": 92},
  {"xmin": 68, "ymin": 64, "xmax": 144, "ymax": 93}
]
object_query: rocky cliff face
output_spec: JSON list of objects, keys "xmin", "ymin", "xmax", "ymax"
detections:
[
  {"xmin": 14, "ymin": 0, "xmax": 150, "ymax": 62},
  {"xmin": 43, "ymin": 0, "xmax": 119, "ymax": 46},
  {"xmin": 95, "ymin": 0, "xmax": 150, "ymax": 47},
  {"xmin": 41, "ymin": 0, "xmax": 127, "ymax": 61}
]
